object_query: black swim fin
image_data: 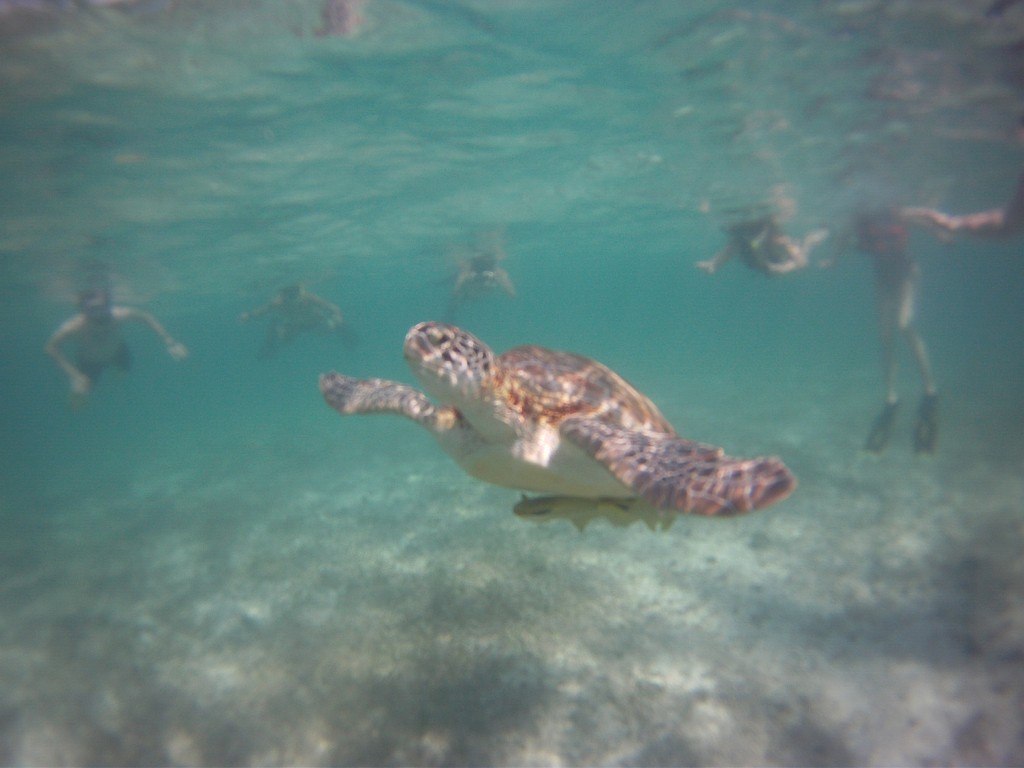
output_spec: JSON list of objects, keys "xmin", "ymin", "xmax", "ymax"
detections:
[
  {"xmin": 865, "ymin": 401, "xmax": 899, "ymax": 454},
  {"xmin": 913, "ymin": 393, "xmax": 939, "ymax": 454}
]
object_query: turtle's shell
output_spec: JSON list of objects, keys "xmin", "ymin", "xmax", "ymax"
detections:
[{"xmin": 494, "ymin": 346, "xmax": 675, "ymax": 435}]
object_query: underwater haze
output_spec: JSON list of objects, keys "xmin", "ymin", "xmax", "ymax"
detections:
[{"xmin": 2, "ymin": 0, "xmax": 1024, "ymax": 765}]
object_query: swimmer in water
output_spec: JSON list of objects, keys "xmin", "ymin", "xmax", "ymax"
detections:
[
  {"xmin": 697, "ymin": 215, "xmax": 829, "ymax": 276},
  {"xmin": 847, "ymin": 209, "xmax": 939, "ymax": 454},
  {"xmin": 241, "ymin": 283, "xmax": 350, "ymax": 359},
  {"xmin": 45, "ymin": 287, "xmax": 189, "ymax": 409},
  {"xmin": 446, "ymin": 230, "xmax": 516, "ymax": 318}
]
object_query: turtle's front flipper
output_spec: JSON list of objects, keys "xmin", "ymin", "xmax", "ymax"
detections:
[
  {"xmin": 319, "ymin": 373, "xmax": 459, "ymax": 431},
  {"xmin": 560, "ymin": 419, "xmax": 796, "ymax": 516}
]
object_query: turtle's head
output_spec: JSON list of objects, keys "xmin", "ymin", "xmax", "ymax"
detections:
[{"xmin": 404, "ymin": 321, "xmax": 496, "ymax": 404}]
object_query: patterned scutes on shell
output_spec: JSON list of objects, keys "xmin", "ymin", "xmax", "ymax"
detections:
[{"xmin": 494, "ymin": 346, "xmax": 675, "ymax": 434}]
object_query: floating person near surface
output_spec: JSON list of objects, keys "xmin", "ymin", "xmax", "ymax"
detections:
[
  {"xmin": 315, "ymin": 0, "xmax": 365, "ymax": 37},
  {"xmin": 320, "ymin": 321, "xmax": 796, "ymax": 522},
  {"xmin": 240, "ymin": 283, "xmax": 350, "ymax": 360},
  {"xmin": 446, "ymin": 229, "xmax": 516, "ymax": 318},
  {"xmin": 696, "ymin": 214, "xmax": 829, "ymax": 276},
  {"xmin": 45, "ymin": 287, "xmax": 189, "ymax": 409},
  {"xmin": 843, "ymin": 208, "xmax": 939, "ymax": 455}
]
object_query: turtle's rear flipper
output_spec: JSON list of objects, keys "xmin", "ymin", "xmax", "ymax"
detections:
[
  {"xmin": 864, "ymin": 401, "xmax": 899, "ymax": 454},
  {"xmin": 560, "ymin": 419, "xmax": 797, "ymax": 516},
  {"xmin": 913, "ymin": 393, "xmax": 938, "ymax": 454}
]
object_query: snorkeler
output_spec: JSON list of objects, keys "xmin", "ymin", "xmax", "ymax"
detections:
[
  {"xmin": 848, "ymin": 209, "xmax": 939, "ymax": 454},
  {"xmin": 451, "ymin": 252, "xmax": 516, "ymax": 301},
  {"xmin": 241, "ymin": 283, "xmax": 349, "ymax": 359},
  {"xmin": 447, "ymin": 230, "xmax": 516, "ymax": 317},
  {"xmin": 697, "ymin": 215, "xmax": 829, "ymax": 276},
  {"xmin": 45, "ymin": 287, "xmax": 189, "ymax": 409}
]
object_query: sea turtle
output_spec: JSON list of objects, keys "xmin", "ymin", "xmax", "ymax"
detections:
[{"xmin": 319, "ymin": 321, "xmax": 796, "ymax": 517}]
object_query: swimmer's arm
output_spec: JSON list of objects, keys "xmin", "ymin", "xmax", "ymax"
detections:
[
  {"xmin": 305, "ymin": 294, "xmax": 346, "ymax": 326},
  {"xmin": 763, "ymin": 239, "xmax": 806, "ymax": 274},
  {"xmin": 119, "ymin": 307, "xmax": 189, "ymax": 360},
  {"xmin": 240, "ymin": 300, "xmax": 276, "ymax": 321},
  {"xmin": 696, "ymin": 243, "xmax": 734, "ymax": 274},
  {"xmin": 903, "ymin": 205, "xmax": 1020, "ymax": 240},
  {"xmin": 45, "ymin": 316, "xmax": 90, "ymax": 383},
  {"xmin": 496, "ymin": 270, "xmax": 516, "ymax": 297},
  {"xmin": 900, "ymin": 206, "xmax": 959, "ymax": 238},
  {"xmin": 306, "ymin": 293, "xmax": 343, "ymax": 315},
  {"xmin": 787, "ymin": 228, "xmax": 830, "ymax": 270},
  {"xmin": 451, "ymin": 268, "xmax": 473, "ymax": 297},
  {"xmin": 802, "ymin": 228, "xmax": 829, "ymax": 254},
  {"xmin": 945, "ymin": 209, "xmax": 1011, "ymax": 238}
]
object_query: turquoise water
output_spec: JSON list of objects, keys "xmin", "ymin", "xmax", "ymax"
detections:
[{"xmin": 2, "ymin": 1, "xmax": 1024, "ymax": 764}]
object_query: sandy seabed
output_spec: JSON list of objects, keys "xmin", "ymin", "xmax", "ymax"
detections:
[{"xmin": 1, "ymin": 376, "xmax": 1022, "ymax": 767}]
